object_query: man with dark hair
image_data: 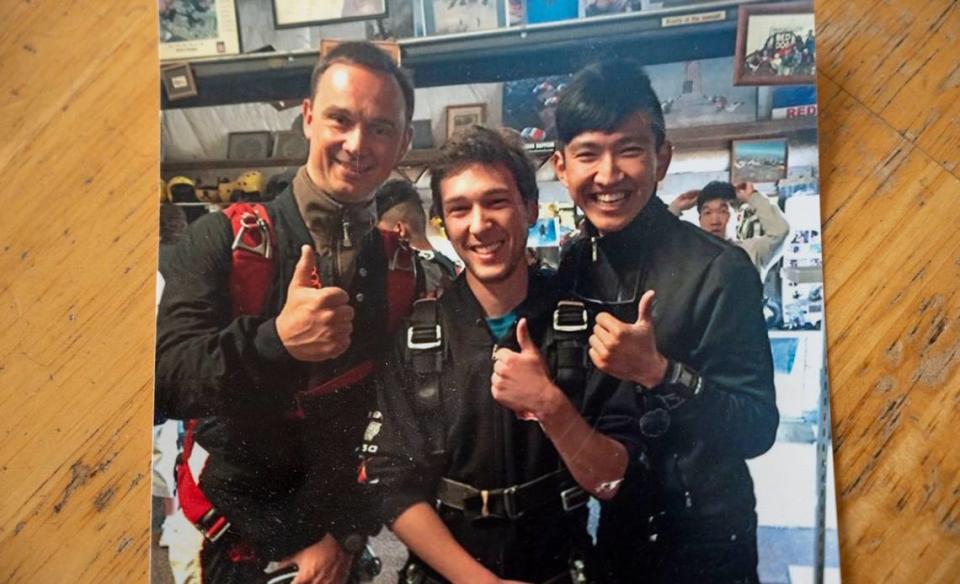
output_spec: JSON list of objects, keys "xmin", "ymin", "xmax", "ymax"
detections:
[
  {"xmin": 364, "ymin": 126, "xmax": 641, "ymax": 583},
  {"xmin": 375, "ymin": 179, "xmax": 458, "ymax": 284},
  {"xmin": 670, "ymin": 180, "xmax": 790, "ymax": 279},
  {"xmin": 156, "ymin": 42, "xmax": 425, "ymax": 583},
  {"xmin": 553, "ymin": 59, "xmax": 778, "ymax": 583}
]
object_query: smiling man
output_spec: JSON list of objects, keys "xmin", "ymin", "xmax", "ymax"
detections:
[
  {"xmin": 553, "ymin": 60, "xmax": 779, "ymax": 584},
  {"xmin": 155, "ymin": 42, "xmax": 430, "ymax": 584},
  {"xmin": 363, "ymin": 126, "xmax": 641, "ymax": 584}
]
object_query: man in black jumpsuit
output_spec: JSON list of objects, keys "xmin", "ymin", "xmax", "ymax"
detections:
[
  {"xmin": 364, "ymin": 126, "xmax": 642, "ymax": 583},
  {"xmin": 552, "ymin": 60, "xmax": 779, "ymax": 583},
  {"xmin": 155, "ymin": 43, "xmax": 420, "ymax": 583}
]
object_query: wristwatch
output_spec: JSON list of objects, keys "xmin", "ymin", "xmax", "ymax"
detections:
[{"xmin": 660, "ymin": 359, "xmax": 704, "ymax": 400}]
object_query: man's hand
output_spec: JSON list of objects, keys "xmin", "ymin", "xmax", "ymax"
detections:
[
  {"xmin": 734, "ymin": 181, "xmax": 757, "ymax": 203},
  {"xmin": 491, "ymin": 318, "xmax": 558, "ymax": 421},
  {"xmin": 590, "ymin": 290, "xmax": 668, "ymax": 389},
  {"xmin": 275, "ymin": 533, "xmax": 353, "ymax": 584},
  {"xmin": 668, "ymin": 189, "xmax": 700, "ymax": 214},
  {"xmin": 275, "ymin": 245, "xmax": 355, "ymax": 362}
]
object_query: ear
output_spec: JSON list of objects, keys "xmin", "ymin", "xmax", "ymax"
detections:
[
  {"xmin": 301, "ymin": 99, "xmax": 313, "ymax": 138},
  {"xmin": 655, "ymin": 140, "xmax": 673, "ymax": 182},
  {"xmin": 396, "ymin": 124, "xmax": 414, "ymax": 164},
  {"xmin": 396, "ymin": 221, "xmax": 410, "ymax": 239},
  {"xmin": 526, "ymin": 200, "xmax": 540, "ymax": 227},
  {"xmin": 552, "ymin": 150, "xmax": 568, "ymax": 188}
]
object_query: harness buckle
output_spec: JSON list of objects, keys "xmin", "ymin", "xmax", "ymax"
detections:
[
  {"xmin": 407, "ymin": 324, "xmax": 442, "ymax": 350},
  {"xmin": 560, "ymin": 485, "xmax": 589, "ymax": 513},
  {"xmin": 502, "ymin": 485, "xmax": 525, "ymax": 520},
  {"xmin": 231, "ymin": 213, "xmax": 272, "ymax": 259},
  {"xmin": 553, "ymin": 300, "xmax": 588, "ymax": 332},
  {"xmin": 197, "ymin": 508, "xmax": 232, "ymax": 542}
]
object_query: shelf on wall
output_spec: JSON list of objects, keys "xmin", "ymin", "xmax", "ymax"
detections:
[
  {"xmin": 161, "ymin": 0, "xmax": 765, "ymax": 109},
  {"xmin": 161, "ymin": 116, "xmax": 818, "ymax": 174}
]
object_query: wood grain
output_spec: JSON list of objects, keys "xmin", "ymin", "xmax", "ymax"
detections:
[{"xmin": 0, "ymin": 0, "xmax": 957, "ymax": 582}]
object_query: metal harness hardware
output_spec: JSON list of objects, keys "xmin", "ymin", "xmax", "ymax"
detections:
[
  {"xmin": 553, "ymin": 300, "xmax": 588, "ymax": 332},
  {"xmin": 231, "ymin": 211, "xmax": 272, "ymax": 259}
]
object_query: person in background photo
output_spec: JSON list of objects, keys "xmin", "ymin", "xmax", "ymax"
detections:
[{"xmin": 669, "ymin": 180, "xmax": 790, "ymax": 279}]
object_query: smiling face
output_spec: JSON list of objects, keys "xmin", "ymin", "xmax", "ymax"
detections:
[
  {"xmin": 301, "ymin": 63, "xmax": 411, "ymax": 204},
  {"xmin": 439, "ymin": 162, "xmax": 536, "ymax": 291},
  {"xmin": 553, "ymin": 112, "xmax": 672, "ymax": 235},
  {"xmin": 698, "ymin": 198, "xmax": 731, "ymax": 239}
]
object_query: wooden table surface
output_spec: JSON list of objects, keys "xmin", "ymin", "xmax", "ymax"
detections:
[{"xmin": 1, "ymin": 0, "xmax": 957, "ymax": 581}]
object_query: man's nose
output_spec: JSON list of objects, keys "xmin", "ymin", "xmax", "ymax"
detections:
[
  {"xmin": 469, "ymin": 207, "xmax": 491, "ymax": 234},
  {"xmin": 343, "ymin": 125, "xmax": 367, "ymax": 154},
  {"xmin": 594, "ymin": 153, "xmax": 624, "ymax": 186}
]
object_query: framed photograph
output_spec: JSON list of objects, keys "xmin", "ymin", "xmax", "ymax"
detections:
[
  {"xmin": 273, "ymin": 0, "xmax": 387, "ymax": 28},
  {"xmin": 731, "ymin": 138, "xmax": 788, "ymax": 183},
  {"xmin": 271, "ymin": 130, "xmax": 308, "ymax": 160},
  {"xmin": 227, "ymin": 131, "xmax": 272, "ymax": 160},
  {"xmin": 158, "ymin": 0, "xmax": 240, "ymax": 62},
  {"xmin": 160, "ymin": 63, "xmax": 199, "ymax": 102},
  {"xmin": 734, "ymin": 1, "xmax": 815, "ymax": 86},
  {"xmin": 445, "ymin": 104, "xmax": 487, "ymax": 140},
  {"xmin": 423, "ymin": 0, "xmax": 505, "ymax": 36}
]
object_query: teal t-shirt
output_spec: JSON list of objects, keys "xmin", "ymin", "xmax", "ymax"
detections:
[{"xmin": 485, "ymin": 311, "xmax": 518, "ymax": 342}]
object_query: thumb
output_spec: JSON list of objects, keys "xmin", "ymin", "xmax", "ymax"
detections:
[
  {"xmin": 290, "ymin": 245, "xmax": 319, "ymax": 289},
  {"xmin": 635, "ymin": 290, "xmax": 656, "ymax": 326},
  {"xmin": 516, "ymin": 318, "xmax": 537, "ymax": 354}
]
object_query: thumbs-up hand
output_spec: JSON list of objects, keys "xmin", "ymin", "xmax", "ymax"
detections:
[
  {"xmin": 589, "ymin": 290, "xmax": 669, "ymax": 389},
  {"xmin": 275, "ymin": 245, "xmax": 355, "ymax": 362},
  {"xmin": 491, "ymin": 318, "xmax": 557, "ymax": 421}
]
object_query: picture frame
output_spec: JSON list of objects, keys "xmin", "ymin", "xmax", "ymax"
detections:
[
  {"xmin": 445, "ymin": 104, "xmax": 487, "ymax": 140},
  {"xmin": 160, "ymin": 63, "xmax": 199, "ymax": 102},
  {"xmin": 733, "ymin": 1, "xmax": 815, "ymax": 86},
  {"xmin": 158, "ymin": 0, "xmax": 241, "ymax": 62},
  {"xmin": 730, "ymin": 137, "xmax": 788, "ymax": 184},
  {"xmin": 273, "ymin": 0, "xmax": 388, "ymax": 29},
  {"xmin": 227, "ymin": 131, "xmax": 273, "ymax": 160},
  {"xmin": 423, "ymin": 0, "xmax": 505, "ymax": 36}
]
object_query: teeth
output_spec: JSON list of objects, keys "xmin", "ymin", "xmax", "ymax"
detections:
[
  {"xmin": 594, "ymin": 192, "xmax": 627, "ymax": 203},
  {"xmin": 472, "ymin": 242, "xmax": 503, "ymax": 254}
]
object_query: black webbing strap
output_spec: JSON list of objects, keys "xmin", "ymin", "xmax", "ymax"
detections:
[
  {"xmin": 436, "ymin": 469, "xmax": 589, "ymax": 521},
  {"xmin": 406, "ymin": 298, "xmax": 445, "ymax": 457},
  {"xmin": 549, "ymin": 300, "xmax": 590, "ymax": 405}
]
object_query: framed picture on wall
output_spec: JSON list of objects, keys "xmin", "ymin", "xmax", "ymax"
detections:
[
  {"xmin": 158, "ymin": 0, "xmax": 241, "ymax": 62},
  {"xmin": 733, "ymin": 1, "xmax": 815, "ymax": 86},
  {"xmin": 423, "ymin": 0, "xmax": 505, "ymax": 36},
  {"xmin": 160, "ymin": 63, "xmax": 199, "ymax": 102},
  {"xmin": 446, "ymin": 104, "xmax": 487, "ymax": 140},
  {"xmin": 273, "ymin": 0, "xmax": 388, "ymax": 29},
  {"xmin": 731, "ymin": 138, "xmax": 788, "ymax": 183}
]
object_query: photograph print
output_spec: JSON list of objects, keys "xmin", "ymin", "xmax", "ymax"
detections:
[{"xmin": 734, "ymin": 1, "xmax": 816, "ymax": 85}]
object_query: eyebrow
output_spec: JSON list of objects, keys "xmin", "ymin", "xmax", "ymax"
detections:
[
  {"xmin": 321, "ymin": 106, "xmax": 399, "ymax": 129},
  {"xmin": 443, "ymin": 188, "xmax": 513, "ymax": 206},
  {"xmin": 568, "ymin": 135, "xmax": 650, "ymax": 150}
]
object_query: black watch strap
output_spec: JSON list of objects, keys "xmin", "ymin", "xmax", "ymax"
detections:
[{"xmin": 662, "ymin": 360, "xmax": 704, "ymax": 399}]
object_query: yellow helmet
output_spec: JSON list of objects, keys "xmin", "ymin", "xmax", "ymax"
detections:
[
  {"xmin": 166, "ymin": 176, "xmax": 196, "ymax": 203},
  {"xmin": 218, "ymin": 171, "xmax": 265, "ymax": 203}
]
